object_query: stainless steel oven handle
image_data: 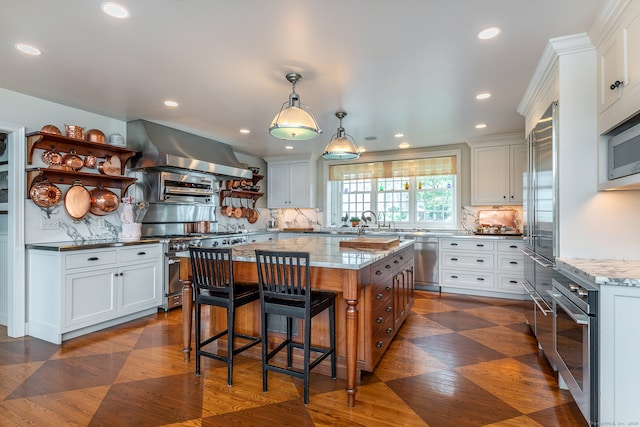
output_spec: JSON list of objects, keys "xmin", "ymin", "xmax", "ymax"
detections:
[
  {"xmin": 521, "ymin": 279, "xmax": 553, "ymax": 315},
  {"xmin": 546, "ymin": 289, "xmax": 589, "ymax": 325},
  {"xmin": 521, "ymin": 248, "xmax": 554, "ymax": 268}
]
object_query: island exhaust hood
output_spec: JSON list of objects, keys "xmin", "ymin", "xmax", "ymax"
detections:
[{"xmin": 127, "ymin": 119, "xmax": 252, "ymax": 180}]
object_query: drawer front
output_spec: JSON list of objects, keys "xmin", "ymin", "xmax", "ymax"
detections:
[
  {"xmin": 440, "ymin": 238, "xmax": 494, "ymax": 252},
  {"xmin": 441, "ymin": 253, "xmax": 494, "ymax": 270},
  {"xmin": 497, "ymin": 240, "xmax": 524, "ymax": 253},
  {"xmin": 371, "ymin": 316, "xmax": 394, "ymax": 363},
  {"xmin": 65, "ymin": 249, "xmax": 118, "ymax": 270},
  {"xmin": 119, "ymin": 244, "xmax": 162, "ymax": 264},
  {"xmin": 371, "ymin": 282, "xmax": 393, "ymax": 311},
  {"xmin": 497, "ymin": 254, "xmax": 524, "ymax": 272},
  {"xmin": 441, "ymin": 269, "xmax": 494, "ymax": 288},
  {"xmin": 372, "ymin": 297, "xmax": 393, "ymax": 322},
  {"xmin": 497, "ymin": 274, "xmax": 525, "ymax": 292}
]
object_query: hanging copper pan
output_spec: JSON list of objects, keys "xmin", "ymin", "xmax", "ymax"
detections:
[
  {"xmin": 247, "ymin": 207, "xmax": 259, "ymax": 224},
  {"xmin": 98, "ymin": 155, "xmax": 121, "ymax": 175},
  {"xmin": 64, "ymin": 181, "xmax": 91, "ymax": 220},
  {"xmin": 30, "ymin": 180, "xmax": 62, "ymax": 208},
  {"xmin": 89, "ymin": 185, "xmax": 119, "ymax": 216},
  {"xmin": 62, "ymin": 149, "xmax": 84, "ymax": 171},
  {"xmin": 42, "ymin": 148, "xmax": 63, "ymax": 166}
]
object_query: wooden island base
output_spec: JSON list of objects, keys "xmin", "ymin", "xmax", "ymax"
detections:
[{"xmin": 180, "ymin": 240, "xmax": 414, "ymax": 407}]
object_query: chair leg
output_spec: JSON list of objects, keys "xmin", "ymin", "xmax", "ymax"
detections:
[
  {"xmin": 227, "ymin": 305, "xmax": 234, "ymax": 386},
  {"xmin": 286, "ymin": 316, "xmax": 293, "ymax": 368},
  {"xmin": 330, "ymin": 301, "xmax": 336, "ymax": 379},
  {"xmin": 303, "ymin": 316, "xmax": 312, "ymax": 404},
  {"xmin": 195, "ymin": 301, "xmax": 201, "ymax": 376},
  {"xmin": 262, "ymin": 310, "xmax": 269, "ymax": 393}
]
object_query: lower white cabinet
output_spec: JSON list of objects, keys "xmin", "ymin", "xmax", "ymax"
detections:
[
  {"xmin": 439, "ymin": 237, "xmax": 525, "ymax": 298},
  {"xmin": 28, "ymin": 243, "xmax": 162, "ymax": 344}
]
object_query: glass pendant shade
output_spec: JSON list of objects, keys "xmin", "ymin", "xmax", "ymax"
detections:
[
  {"xmin": 269, "ymin": 73, "xmax": 320, "ymax": 141},
  {"xmin": 322, "ymin": 112, "xmax": 360, "ymax": 160}
]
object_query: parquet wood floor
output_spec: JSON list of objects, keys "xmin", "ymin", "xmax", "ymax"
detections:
[{"xmin": 0, "ymin": 291, "xmax": 588, "ymax": 426}]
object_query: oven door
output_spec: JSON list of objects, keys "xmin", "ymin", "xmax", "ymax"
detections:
[{"xmin": 549, "ymin": 286, "xmax": 597, "ymax": 425}]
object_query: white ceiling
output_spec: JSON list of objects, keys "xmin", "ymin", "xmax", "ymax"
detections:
[{"xmin": 2, "ymin": 0, "xmax": 604, "ymax": 158}]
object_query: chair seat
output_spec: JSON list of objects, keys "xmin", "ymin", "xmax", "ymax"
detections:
[
  {"xmin": 264, "ymin": 290, "xmax": 335, "ymax": 317},
  {"xmin": 199, "ymin": 282, "xmax": 258, "ymax": 300}
]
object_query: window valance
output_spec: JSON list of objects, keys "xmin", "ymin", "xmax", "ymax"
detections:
[{"xmin": 328, "ymin": 156, "xmax": 457, "ymax": 181}]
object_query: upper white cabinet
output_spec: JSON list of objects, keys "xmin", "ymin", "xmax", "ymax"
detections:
[
  {"xmin": 470, "ymin": 133, "xmax": 525, "ymax": 205},
  {"xmin": 264, "ymin": 155, "xmax": 316, "ymax": 208},
  {"xmin": 598, "ymin": 1, "xmax": 640, "ymax": 133}
]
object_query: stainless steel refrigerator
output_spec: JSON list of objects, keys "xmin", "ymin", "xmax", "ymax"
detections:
[{"xmin": 521, "ymin": 101, "xmax": 558, "ymax": 367}]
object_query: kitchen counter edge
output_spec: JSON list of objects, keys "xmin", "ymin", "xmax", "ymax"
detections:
[
  {"xmin": 26, "ymin": 238, "xmax": 162, "ymax": 252},
  {"xmin": 556, "ymin": 257, "xmax": 640, "ymax": 287}
]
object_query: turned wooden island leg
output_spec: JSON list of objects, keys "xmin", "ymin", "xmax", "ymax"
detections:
[
  {"xmin": 181, "ymin": 280, "xmax": 193, "ymax": 363},
  {"xmin": 345, "ymin": 298, "xmax": 359, "ymax": 407}
]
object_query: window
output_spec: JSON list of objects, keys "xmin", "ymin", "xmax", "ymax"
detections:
[{"xmin": 329, "ymin": 154, "xmax": 458, "ymax": 228}]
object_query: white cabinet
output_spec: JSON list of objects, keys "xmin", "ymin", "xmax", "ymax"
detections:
[
  {"xmin": 28, "ymin": 243, "xmax": 162, "ymax": 344},
  {"xmin": 471, "ymin": 141, "xmax": 525, "ymax": 205},
  {"xmin": 264, "ymin": 155, "xmax": 316, "ymax": 208},
  {"xmin": 598, "ymin": 1, "xmax": 640, "ymax": 133},
  {"xmin": 439, "ymin": 237, "xmax": 525, "ymax": 298}
]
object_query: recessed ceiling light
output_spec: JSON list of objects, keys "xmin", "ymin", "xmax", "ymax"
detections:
[
  {"xmin": 478, "ymin": 26, "xmax": 502, "ymax": 40},
  {"xmin": 476, "ymin": 92, "xmax": 492, "ymax": 100},
  {"xmin": 394, "ymin": 133, "xmax": 404, "ymax": 138},
  {"xmin": 475, "ymin": 123, "xmax": 487, "ymax": 129},
  {"xmin": 100, "ymin": 2, "xmax": 130, "ymax": 19},
  {"xmin": 164, "ymin": 100, "xmax": 178, "ymax": 107},
  {"xmin": 15, "ymin": 43, "xmax": 41, "ymax": 56},
  {"xmin": 285, "ymin": 145, "xmax": 294, "ymax": 150},
  {"xmin": 239, "ymin": 129, "xmax": 250, "ymax": 134},
  {"xmin": 398, "ymin": 142, "xmax": 410, "ymax": 149}
]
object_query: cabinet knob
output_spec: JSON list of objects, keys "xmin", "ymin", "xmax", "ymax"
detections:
[
  {"xmin": 385, "ymin": 285, "xmax": 392, "ymax": 291},
  {"xmin": 376, "ymin": 293, "xmax": 383, "ymax": 300},
  {"xmin": 386, "ymin": 327, "xmax": 393, "ymax": 334},
  {"xmin": 610, "ymin": 80, "xmax": 624, "ymax": 90},
  {"xmin": 385, "ymin": 264, "xmax": 391, "ymax": 269},
  {"xmin": 376, "ymin": 341, "xmax": 383, "ymax": 348},
  {"xmin": 376, "ymin": 317, "xmax": 383, "ymax": 324},
  {"xmin": 375, "ymin": 270, "xmax": 382, "ymax": 275},
  {"xmin": 386, "ymin": 306, "xmax": 392, "ymax": 312}
]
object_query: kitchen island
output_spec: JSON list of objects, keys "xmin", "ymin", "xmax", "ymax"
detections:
[{"xmin": 179, "ymin": 235, "xmax": 415, "ymax": 407}]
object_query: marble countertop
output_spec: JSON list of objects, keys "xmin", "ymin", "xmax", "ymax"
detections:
[
  {"xmin": 25, "ymin": 238, "xmax": 162, "ymax": 251},
  {"xmin": 276, "ymin": 228, "xmax": 523, "ymax": 240},
  {"xmin": 556, "ymin": 258, "xmax": 640, "ymax": 287},
  {"xmin": 177, "ymin": 235, "xmax": 415, "ymax": 270}
]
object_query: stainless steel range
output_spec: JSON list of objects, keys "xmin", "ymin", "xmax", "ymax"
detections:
[{"xmin": 160, "ymin": 233, "xmax": 248, "ymax": 310}]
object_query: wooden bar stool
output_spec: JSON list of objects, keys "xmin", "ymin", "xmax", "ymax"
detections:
[
  {"xmin": 190, "ymin": 247, "xmax": 261, "ymax": 385},
  {"xmin": 255, "ymin": 250, "xmax": 336, "ymax": 404}
]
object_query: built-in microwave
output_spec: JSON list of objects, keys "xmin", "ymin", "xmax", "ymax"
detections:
[{"xmin": 608, "ymin": 121, "xmax": 640, "ymax": 180}]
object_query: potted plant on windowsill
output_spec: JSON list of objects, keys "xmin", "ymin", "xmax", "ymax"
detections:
[{"xmin": 349, "ymin": 217, "xmax": 361, "ymax": 227}]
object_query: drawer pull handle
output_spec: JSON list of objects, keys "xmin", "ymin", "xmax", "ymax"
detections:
[
  {"xmin": 400, "ymin": 256, "xmax": 405, "ymax": 260},
  {"xmin": 137, "ymin": 252, "xmax": 146, "ymax": 256},
  {"xmin": 451, "ymin": 275, "xmax": 458, "ymax": 279},
  {"xmin": 509, "ymin": 245, "xmax": 518, "ymax": 249},
  {"xmin": 477, "ymin": 277, "xmax": 485, "ymax": 281},
  {"xmin": 394, "ymin": 260, "xmax": 399, "ymax": 264},
  {"xmin": 375, "ymin": 270, "xmax": 382, "ymax": 275},
  {"xmin": 451, "ymin": 257, "xmax": 458, "ymax": 261},
  {"xmin": 476, "ymin": 259, "xmax": 484, "ymax": 263},
  {"xmin": 450, "ymin": 243, "xmax": 458, "ymax": 246},
  {"xmin": 385, "ymin": 264, "xmax": 391, "ymax": 269},
  {"xmin": 385, "ymin": 285, "xmax": 392, "ymax": 291},
  {"xmin": 376, "ymin": 341, "xmax": 383, "ymax": 348},
  {"xmin": 509, "ymin": 261, "xmax": 518, "ymax": 265},
  {"xmin": 386, "ymin": 327, "xmax": 393, "ymax": 334},
  {"xmin": 509, "ymin": 280, "xmax": 518, "ymax": 284},
  {"xmin": 88, "ymin": 257, "xmax": 99, "ymax": 261},
  {"xmin": 610, "ymin": 80, "xmax": 624, "ymax": 90},
  {"xmin": 386, "ymin": 306, "xmax": 392, "ymax": 312},
  {"xmin": 476, "ymin": 244, "xmax": 484, "ymax": 247},
  {"xmin": 376, "ymin": 293, "xmax": 383, "ymax": 300},
  {"xmin": 376, "ymin": 317, "xmax": 383, "ymax": 323}
]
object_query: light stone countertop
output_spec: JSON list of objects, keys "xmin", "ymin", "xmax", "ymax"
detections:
[
  {"xmin": 25, "ymin": 238, "xmax": 162, "ymax": 251},
  {"xmin": 177, "ymin": 235, "xmax": 415, "ymax": 270},
  {"xmin": 556, "ymin": 258, "xmax": 640, "ymax": 287}
]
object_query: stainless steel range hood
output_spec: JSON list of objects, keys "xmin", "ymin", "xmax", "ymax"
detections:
[{"xmin": 127, "ymin": 120, "xmax": 252, "ymax": 180}]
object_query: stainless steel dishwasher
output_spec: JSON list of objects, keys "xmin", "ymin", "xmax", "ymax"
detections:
[{"xmin": 413, "ymin": 235, "xmax": 440, "ymax": 292}]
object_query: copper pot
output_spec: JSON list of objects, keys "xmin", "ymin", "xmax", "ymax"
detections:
[
  {"xmin": 41, "ymin": 124, "xmax": 62, "ymax": 135},
  {"xmin": 247, "ymin": 208, "xmax": 259, "ymax": 224},
  {"xmin": 62, "ymin": 149, "xmax": 84, "ymax": 171},
  {"xmin": 64, "ymin": 181, "xmax": 91, "ymax": 220},
  {"xmin": 84, "ymin": 152, "xmax": 97, "ymax": 169},
  {"xmin": 65, "ymin": 125, "xmax": 85, "ymax": 140},
  {"xmin": 89, "ymin": 185, "xmax": 119, "ymax": 216},
  {"xmin": 30, "ymin": 180, "xmax": 62, "ymax": 208},
  {"xmin": 42, "ymin": 148, "xmax": 62, "ymax": 166},
  {"xmin": 196, "ymin": 220, "xmax": 210, "ymax": 234},
  {"xmin": 85, "ymin": 129, "xmax": 106, "ymax": 144}
]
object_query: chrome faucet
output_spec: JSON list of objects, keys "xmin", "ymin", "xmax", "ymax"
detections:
[{"xmin": 361, "ymin": 210, "xmax": 377, "ymax": 228}]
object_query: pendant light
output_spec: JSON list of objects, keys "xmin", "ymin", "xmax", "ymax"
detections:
[
  {"xmin": 322, "ymin": 111, "xmax": 360, "ymax": 160},
  {"xmin": 269, "ymin": 73, "xmax": 320, "ymax": 140}
]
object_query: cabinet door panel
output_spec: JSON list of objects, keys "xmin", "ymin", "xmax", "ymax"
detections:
[
  {"xmin": 64, "ymin": 269, "xmax": 116, "ymax": 329},
  {"xmin": 473, "ymin": 145, "xmax": 510, "ymax": 205},
  {"xmin": 120, "ymin": 262, "xmax": 160, "ymax": 315},
  {"xmin": 267, "ymin": 163, "xmax": 290, "ymax": 208},
  {"xmin": 624, "ymin": 8, "xmax": 640, "ymax": 95},
  {"xmin": 599, "ymin": 32, "xmax": 623, "ymax": 113},
  {"xmin": 509, "ymin": 144, "xmax": 526, "ymax": 203},
  {"xmin": 288, "ymin": 162, "xmax": 312, "ymax": 207}
]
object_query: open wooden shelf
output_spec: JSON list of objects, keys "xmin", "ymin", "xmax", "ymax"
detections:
[
  {"xmin": 219, "ymin": 189, "xmax": 263, "ymax": 207},
  {"xmin": 27, "ymin": 168, "xmax": 136, "ymax": 198}
]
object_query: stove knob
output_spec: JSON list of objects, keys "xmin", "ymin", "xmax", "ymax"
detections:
[
  {"xmin": 212, "ymin": 241, "xmax": 219, "ymax": 247},
  {"xmin": 180, "ymin": 243, "xmax": 188, "ymax": 250},
  {"xmin": 577, "ymin": 289, "xmax": 588, "ymax": 298},
  {"xmin": 222, "ymin": 239, "xmax": 228, "ymax": 245},
  {"xmin": 569, "ymin": 283, "xmax": 579, "ymax": 292}
]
